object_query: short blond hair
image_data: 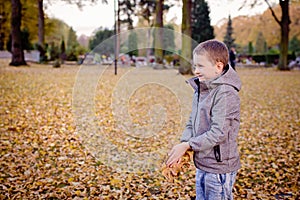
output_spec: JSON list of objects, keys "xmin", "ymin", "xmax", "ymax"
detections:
[{"xmin": 193, "ymin": 39, "xmax": 229, "ymax": 66}]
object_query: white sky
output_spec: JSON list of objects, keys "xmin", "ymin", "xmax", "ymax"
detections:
[{"xmin": 46, "ymin": 0, "xmax": 276, "ymax": 37}]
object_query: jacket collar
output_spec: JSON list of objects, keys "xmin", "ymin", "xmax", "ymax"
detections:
[
  {"xmin": 186, "ymin": 75, "xmax": 219, "ymax": 93},
  {"xmin": 186, "ymin": 65, "xmax": 241, "ymax": 92}
]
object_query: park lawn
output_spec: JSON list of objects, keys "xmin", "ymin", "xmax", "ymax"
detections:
[{"xmin": 0, "ymin": 61, "xmax": 299, "ymax": 199}]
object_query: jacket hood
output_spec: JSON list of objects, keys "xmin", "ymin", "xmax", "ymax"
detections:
[{"xmin": 187, "ymin": 65, "xmax": 241, "ymax": 92}]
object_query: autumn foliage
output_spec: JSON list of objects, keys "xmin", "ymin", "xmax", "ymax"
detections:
[{"xmin": 0, "ymin": 61, "xmax": 299, "ymax": 199}]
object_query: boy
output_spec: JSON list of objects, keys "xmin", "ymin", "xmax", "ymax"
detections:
[{"xmin": 166, "ymin": 39, "xmax": 241, "ymax": 200}]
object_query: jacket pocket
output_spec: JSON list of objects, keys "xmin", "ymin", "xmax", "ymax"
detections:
[{"xmin": 213, "ymin": 145, "xmax": 222, "ymax": 162}]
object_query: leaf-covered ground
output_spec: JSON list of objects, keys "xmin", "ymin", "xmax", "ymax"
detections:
[{"xmin": 0, "ymin": 61, "xmax": 299, "ymax": 199}]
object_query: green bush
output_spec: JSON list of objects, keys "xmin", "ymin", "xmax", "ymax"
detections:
[{"xmin": 252, "ymin": 54, "xmax": 296, "ymax": 64}]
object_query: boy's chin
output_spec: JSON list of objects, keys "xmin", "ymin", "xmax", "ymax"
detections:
[
  {"xmin": 197, "ymin": 76, "xmax": 205, "ymax": 81},
  {"xmin": 199, "ymin": 76, "xmax": 217, "ymax": 82}
]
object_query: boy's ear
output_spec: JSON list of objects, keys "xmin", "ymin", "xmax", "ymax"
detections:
[{"xmin": 216, "ymin": 61, "xmax": 224, "ymax": 72}]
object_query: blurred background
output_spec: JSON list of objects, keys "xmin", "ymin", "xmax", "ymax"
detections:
[{"xmin": 1, "ymin": 0, "xmax": 300, "ymax": 71}]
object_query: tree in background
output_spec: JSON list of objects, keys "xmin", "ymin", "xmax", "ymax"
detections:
[
  {"xmin": 35, "ymin": 0, "xmax": 108, "ymax": 63},
  {"xmin": 240, "ymin": 0, "xmax": 292, "ymax": 70},
  {"xmin": 60, "ymin": 39, "xmax": 66, "ymax": 63},
  {"xmin": 163, "ymin": 24, "xmax": 175, "ymax": 55},
  {"xmin": 179, "ymin": 0, "xmax": 192, "ymax": 74},
  {"xmin": 138, "ymin": 0, "xmax": 156, "ymax": 25},
  {"xmin": 67, "ymin": 27, "xmax": 78, "ymax": 49},
  {"xmin": 89, "ymin": 28, "xmax": 114, "ymax": 56},
  {"xmin": 5, "ymin": 0, "xmax": 90, "ymax": 65},
  {"xmin": 7, "ymin": 28, "xmax": 32, "ymax": 52},
  {"xmin": 255, "ymin": 31, "xmax": 266, "ymax": 54},
  {"xmin": 223, "ymin": 15, "xmax": 235, "ymax": 49},
  {"xmin": 10, "ymin": 0, "xmax": 26, "ymax": 66},
  {"xmin": 289, "ymin": 35, "xmax": 300, "ymax": 55},
  {"xmin": 45, "ymin": 18, "xmax": 71, "ymax": 47},
  {"xmin": 0, "ymin": 0, "xmax": 10, "ymax": 50},
  {"xmin": 248, "ymin": 41, "xmax": 254, "ymax": 55},
  {"xmin": 66, "ymin": 27, "xmax": 79, "ymax": 61},
  {"xmin": 128, "ymin": 31, "xmax": 138, "ymax": 56},
  {"xmin": 138, "ymin": 0, "xmax": 171, "ymax": 60},
  {"xmin": 38, "ymin": 0, "xmax": 45, "ymax": 62},
  {"xmin": 154, "ymin": 0, "xmax": 164, "ymax": 64},
  {"xmin": 117, "ymin": 0, "xmax": 136, "ymax": 61},
  {"xmin": 1, "ymin": 0, "xmax": 38, "ymax": 51},
  {"xmin": 265, "ymin": 0, "xmax": 290, "ymax": 70},
  {"xmin": 138, "ymin": 0, "xmax": 172, "ymax": 26},
  {"xmin": 49, "ymin": 42, "xmax": 59, "ymax": 61},
  {"xmin": 118, "ymin": 0, "xmax": 136, "ymax": 29},
  {"xmin": 21, "ymin": 28, "xmax": 32, "ymax": 50},
  {"xmin": 191, "ymin": 0, "xmax": 214, "ymax": 48}
]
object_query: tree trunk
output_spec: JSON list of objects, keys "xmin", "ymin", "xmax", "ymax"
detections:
[
  {"xmin": 154, "ymin": 0, "xmax": 163, "ymax": 64},
  {"xmin": 0, "ymin": 2, "xmax": 5, "ymax": 50},
  {"xmin": 10, "ymin": 0, "xmax": 26, "ymax": 66},
  {"xmin": 278, "ymin": 0, "xmax": 290, "ymax": 70},
  {"xmin": 38, "ymin": 0, "xmax": 45, "ymax": 62},
  {"xmin": 179, "ymin": 0, "xmax": 192, "ymax": 74}
]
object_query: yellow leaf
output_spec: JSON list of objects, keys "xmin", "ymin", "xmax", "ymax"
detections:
[
  {"xmin": 110, "ymin": 178, "xmax": 122, "ymax": 186},
  {"xmin": 68, "ymin": 177, "xmax": 74, "ymax": 183}
]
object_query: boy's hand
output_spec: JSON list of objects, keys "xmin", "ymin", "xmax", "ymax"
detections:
[{"xmin": 166, "ymin": 142, "xmax": 190, "ymax": 167}]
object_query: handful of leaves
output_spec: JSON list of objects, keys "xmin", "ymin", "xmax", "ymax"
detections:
[{"xmin": 161, "ymin": 150, "xmax": 193, "ymax": 182}]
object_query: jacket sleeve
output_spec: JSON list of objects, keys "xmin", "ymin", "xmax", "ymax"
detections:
[
  {"xmin": 188, "ymin": 86, "xmax": 240, "ymax": 152},
  {"xmin": 180, "ymin": 90, "xmax": 197, "ymax": 142},
  {"xmin": 180, "ymin": 113, "xmax": 193, "ymax": 142}
]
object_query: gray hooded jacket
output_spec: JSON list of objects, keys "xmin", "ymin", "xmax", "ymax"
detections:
[{"xmin": 181, "ymin": 66, "xmax": 241, "ymax": 174}]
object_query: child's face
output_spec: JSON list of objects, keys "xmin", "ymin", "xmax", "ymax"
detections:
[{"xmin": 193, "ymin": 53, "xmax": 223, "ymax": 82}]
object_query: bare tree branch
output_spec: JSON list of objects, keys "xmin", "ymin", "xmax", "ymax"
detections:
[
  {"xmin": 264, "ymin": 0, "xmax": 281, "ymax": 25},
  {"xmin": 238, "ymin": 1, "xmax": 246, "ymax": 11}
]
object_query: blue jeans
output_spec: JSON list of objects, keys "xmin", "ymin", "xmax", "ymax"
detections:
[{"xmin": 196, "ymin": 168, "xmax": 237, "ymax": 200}]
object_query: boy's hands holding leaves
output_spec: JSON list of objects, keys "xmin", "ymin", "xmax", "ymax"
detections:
[
  {"xmin": 166, "ymin": 142, "xmax": 190, "ymax": 167},
  {"xmin": 162, "ymin": 144, "xmax": 193, "ymax": 182}
]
